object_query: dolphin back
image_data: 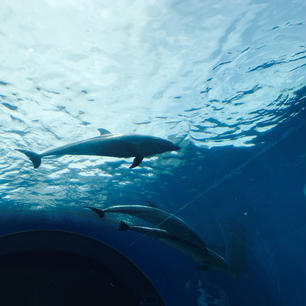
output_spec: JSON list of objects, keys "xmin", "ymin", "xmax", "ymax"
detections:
[{"xmin": 16, "ymin": 149, "xmax": 41, "ymax": 168}]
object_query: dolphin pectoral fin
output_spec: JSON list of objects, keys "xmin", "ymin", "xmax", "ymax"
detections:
[
  {"xmin": 86, "ymin": 206, "xmax": 105, "ymax": 218},
  {"xmin": 16, "ymin": 149, "xmax": 41, "ymax": 169},
  {"xmin": 97, "ymin": 128, "xmax": 112, "ymax": 135},
  {"xmin": 130, "ymin": 156, "xmax": 143, "ymax": 168},
  {"xmin": 146, "ymin": 200, "xmax": 158, "ymax": 208}
]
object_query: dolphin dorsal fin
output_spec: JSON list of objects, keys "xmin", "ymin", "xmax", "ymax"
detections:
[
  {"xmin": 98, "ymin": 128, "xmax": 112, "ymax": 135},
  {"xmin": 147, "ymin": 200, "xmax": 158, "ymax": 208}
]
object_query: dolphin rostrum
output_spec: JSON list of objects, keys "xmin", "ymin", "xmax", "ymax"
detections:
[
  {"xmin": 87, "ymin": 205, "xmax": 207, "ymax": 253},
  {"xmin": 119, "ymin": 221, "xmax": 229, "ymax": 273},
  {"xmin": 16, "ymin": 128, "xmax": 179, "ymax": 169}
]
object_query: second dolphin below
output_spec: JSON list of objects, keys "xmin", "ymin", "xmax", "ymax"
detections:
[
  {"xmin": 87, "ymin": 205, "xmax": 246, "ymax": 275},
  {"xmin": 87, "ymin": 205, "xmax": 208, "ymax": 252},
  {"xmin": 119, "ymin": 220, "xmax": 229, "ymax": 273}
]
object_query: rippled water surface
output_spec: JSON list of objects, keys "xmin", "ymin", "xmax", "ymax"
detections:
[
  {"xmin": 0, "ymin": 1, "xmax": 305, "ymax": 305},
  {"xmin": 1, "ymin": 0, "xmax": 305, "ymax": 208}
]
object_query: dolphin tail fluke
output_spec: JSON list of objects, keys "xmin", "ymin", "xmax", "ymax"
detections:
[
  {"xmin": 16, "ymin": 149, "xmax": 41, "ymax": 168},
  {"xmin": 130, "ymin": 156, "xmax": 143, "ymax": 168},
  {"xmin": 119, "ymin": 221, "xmax": 130, "ymax": 231},
  {"xmin": 86, "ymin": 206, "xmax": 105, "ymax": 218}
]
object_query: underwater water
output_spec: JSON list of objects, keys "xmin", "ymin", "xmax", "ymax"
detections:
[{"xmin": 0, "ymin": 0, "xmax": 305, "ymax": 305}]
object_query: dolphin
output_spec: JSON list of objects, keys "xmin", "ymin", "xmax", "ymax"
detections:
[
  {"xmin": 87, "ymin": 205, "xmax": 208, "ymax": 253},
  {"xmin": 119, "ymin": 221, "xmax": 229, "ymax": 273},
  {"xmin": 16, "ymin": 128, "xmax": 179, "ymax": 169}
]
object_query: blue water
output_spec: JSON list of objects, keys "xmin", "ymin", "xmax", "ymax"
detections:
[{"xmin": 0, "ymin": 0, "xmax": 305, "ymax": 305}]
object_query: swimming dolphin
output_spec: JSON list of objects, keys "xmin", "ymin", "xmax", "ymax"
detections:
[
  {"xmin": 87, "ymin": 205, "xmax": 207, "ymax": 252},
  {"xmin": 16, "ymin": 128, "xmax": 179, "ymax": 169},
  {"xmin": 119, "ymin": 221, "xmax": 229, "ymax": 272}
]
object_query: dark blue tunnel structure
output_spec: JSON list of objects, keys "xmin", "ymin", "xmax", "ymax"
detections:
[{"xmin": 0, "ymin": 229, "xmax": 164, "ymax": 306}]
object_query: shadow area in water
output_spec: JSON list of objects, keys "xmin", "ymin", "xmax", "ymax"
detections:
[{"xmin": 0, "ymin": 250, "xmax": 137, "ymax": 306}]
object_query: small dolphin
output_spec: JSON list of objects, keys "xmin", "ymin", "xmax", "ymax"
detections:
[
  {"xmin": 119, "ymin": 221, "xmax": 229, "ymax": 273},
  {"xmin": 16, "ymin": 128, "xmax": 179, "ymax": 169},
  {"xmin": 87, "ymin": 205, "xmax": 207, "ymax": 252}
]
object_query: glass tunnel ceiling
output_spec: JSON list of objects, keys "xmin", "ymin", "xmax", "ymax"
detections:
[{"xmin": 0, "ymin": 0, "xmax": 305, "ymax": 208}]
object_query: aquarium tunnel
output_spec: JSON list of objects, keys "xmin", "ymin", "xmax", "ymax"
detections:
[{"xmin": 0, "ymin": 1, "xmax": 305, "ymax": 305}]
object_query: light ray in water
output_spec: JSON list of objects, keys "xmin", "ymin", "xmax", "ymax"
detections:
[{"xmin": 172, "ymin": 121, "xmax": 305, "ymax": 217}]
